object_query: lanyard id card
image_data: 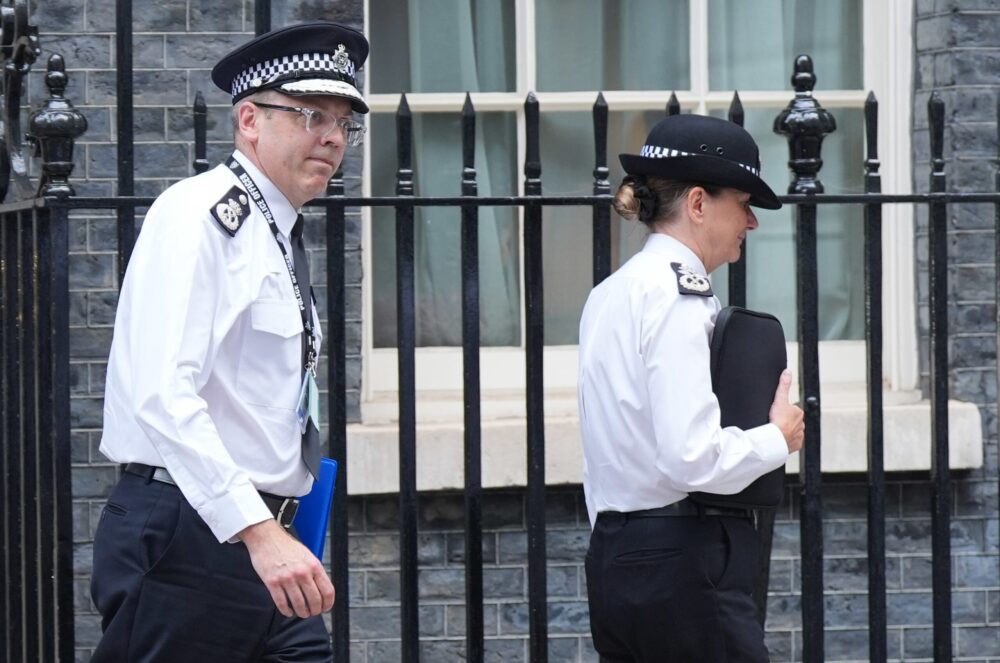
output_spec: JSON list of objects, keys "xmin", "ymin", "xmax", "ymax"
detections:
[{"xmin": 296, "ymin": 371, "xmax": 321, "ymax": 434}]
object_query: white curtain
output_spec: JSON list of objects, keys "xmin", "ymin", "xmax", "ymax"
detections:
[
  {"xmin": 371, "ymin": 0, "xmax": 519, "ymax": 347},
  {"xmin": 710, "ymin": 0, "xmax": 865, "ymax": 340}
]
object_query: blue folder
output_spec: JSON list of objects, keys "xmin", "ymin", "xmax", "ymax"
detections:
[{"xmin": 292, "ymin": 457, "xmax": 338, "ymax": 560}]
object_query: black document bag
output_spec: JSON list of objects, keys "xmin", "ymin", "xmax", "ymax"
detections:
[{"xmin": 688, "ymin": 306, "xmax": 787, "ymax": 510}]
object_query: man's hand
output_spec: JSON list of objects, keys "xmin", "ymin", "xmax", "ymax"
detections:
[
  {"xmin": 769, "ymin": 369, "xmax": 804, "ymax": 453},
  {"xmin": 239, "ymin": 519, "xmax": 335, "ymax": 618}
]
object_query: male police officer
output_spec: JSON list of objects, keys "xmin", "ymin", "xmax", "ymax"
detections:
[{"xmin": 91, "ymin": 22, "xmax": 368, "ymax": 661}]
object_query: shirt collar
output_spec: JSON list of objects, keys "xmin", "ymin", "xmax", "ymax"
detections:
[
  {"xmin": 231, "ymin": 150, "xmax": 299, "ymax": 238},
  {"xmin": 641, "ymin": 233, "xmax": 708, "ymax": 274}
]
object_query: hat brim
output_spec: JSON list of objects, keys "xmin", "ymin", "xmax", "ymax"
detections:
[
  {"xmin": 619, "ymin": 153, "xmax": 782, "ymax": 210},
  {"xmin": 277, "ymin": 79, "xmax": 369, "ymax": 114}
]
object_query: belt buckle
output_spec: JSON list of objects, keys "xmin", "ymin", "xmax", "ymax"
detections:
[{"xmin": 276, "ymin": 498, "xmax": 300, "ymax": 530}]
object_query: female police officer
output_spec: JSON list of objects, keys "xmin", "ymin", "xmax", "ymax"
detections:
[{"xmin": 578, "ymin": 113, "xmax": 804, "ymax": 662}]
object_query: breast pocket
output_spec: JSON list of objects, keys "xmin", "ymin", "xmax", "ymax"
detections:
[{"xmin": 237, "ymin": 298, "xmax": 303, "ymax": 410}]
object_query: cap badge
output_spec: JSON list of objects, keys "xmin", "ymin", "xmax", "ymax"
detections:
[
  {"xmin": 210, "ymin": 186, "xmax": 251, "ymax": 237},
  {"xmin": 332, "ymin": 44, "xmax": 351, "ymax": 75},
  {"xmin": 671, "ymin": 262, "xmax": 713, "ymax": 297}
]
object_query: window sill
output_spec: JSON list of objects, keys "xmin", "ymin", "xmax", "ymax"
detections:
[{"xmin": 345, "ymin": 389, "xmax": 983, "ymax": 495}]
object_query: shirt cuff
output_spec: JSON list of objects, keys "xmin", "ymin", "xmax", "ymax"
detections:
[
  {"xmin": 196, "ymin": 481, "xmax": 273, "ymax": 543},
  {"xmin": 749, "ymin": 422, "xmax": 791, "ymax": 469}
]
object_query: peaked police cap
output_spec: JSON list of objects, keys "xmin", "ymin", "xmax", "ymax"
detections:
[
  {"xmin": 619, "ymin": 114, "xmax": 781, "ymax": 209},
  {"xmin": 212, "ymin": 21, "xmax": 370, "ymax": 113}
]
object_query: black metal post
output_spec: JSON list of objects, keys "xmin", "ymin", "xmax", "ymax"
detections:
[
  {"xmin": 996, "ymin": 98, "xmax": 1000, "ymax": 609},
  {"xmin": 927, "ymin": 91, "xmax": 952, "ymax": 663},
  {"xmin": 863, "ymin": 91, "xmax": 887, "ymax": 663},
  {"xmin": 35, "ymin": 208, "xmax": 56, "ymax": 663},
  {"xmin": 47, "ymin": 200, "xmax": 73, "ymax": 663},
  {"xmin": 523, "ymin": 91, "xmax": 548, "ymax": 663},
  {"xmin": 115, "ymin": 0, "xmax": 135, "ymax": 285},
  {"xmin": 20, "ymin": 209, "xmax": 38, "ymax": 659},
  {"xmin": 592, "ymin": 92, "xmax": 611, "ymax": 285},
  {"xmin": 460, "ymin": 93, "xmax": 484, "ymax": 663},
  {"xmin": 193, "ymin": 91, "xmax": 209, "ymax": 174},
  {"xmin": 727, "ymin": 91, "xmax": 748, "ymax": 309},
  {"xmin": 0, "ymin": 208, "xmax": 6, "ymax": 663},
  {"xmin": 395, "ymin": 94, "xmax": 420, "ymax": 663},
  {"xmin": 255, "ymin": 0, "xmax": 271, "ymax": 35},
  {"xmin": 3, "ymin": 207, "xmax": 25, "ymax": 663},
  {"xmin": 666, "ymin": 92, "xmax": 680, "ymax": 116},
  {"xmin": 325, "ymin": 172, "xmax": 350, "ymax": 662},
  {"xmin": 774, "ymin": 55, "xmax": 836, "ymax": 663}
]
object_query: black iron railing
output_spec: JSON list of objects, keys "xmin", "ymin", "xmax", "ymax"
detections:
[{"xmin": 2, "ymin": 3, "xmax": 1000, "ymax": 663}]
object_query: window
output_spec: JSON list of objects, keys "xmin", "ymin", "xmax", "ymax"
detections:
[{"xmin": 362, "ymin": 0, "xmax": 915, "ymax": 405}]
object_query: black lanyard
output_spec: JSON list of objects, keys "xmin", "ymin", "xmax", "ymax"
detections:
[{"xmin": 227, "ymin": 158, "xmax": 317, "ymax": 376}]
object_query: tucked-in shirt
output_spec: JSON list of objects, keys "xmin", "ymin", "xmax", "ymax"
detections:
[
  {"xmin": 578, "ymin": 233, "xmax": 788, "ymax": 526},
  {"xmin": 101, "ymin": 150, "xmax": 322, "ymax": 543}
]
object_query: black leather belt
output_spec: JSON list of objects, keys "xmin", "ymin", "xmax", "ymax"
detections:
[
  {"xmin": 598, "ymin": 497, "xmax": 755, "ymax": 524},
  {"xmin": 123, "ymin": 462, "xmax": 300, "ymax": 530}
]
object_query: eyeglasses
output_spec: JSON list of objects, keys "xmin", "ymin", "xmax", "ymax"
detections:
[{"xmin": 252, "ymin": 101, "xmax": 367, "ymax": 147}]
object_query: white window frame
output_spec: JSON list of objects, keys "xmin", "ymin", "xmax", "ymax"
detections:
[{"xmin": 359, "ymin": 0, "xmax": 917, "ymax": 420}]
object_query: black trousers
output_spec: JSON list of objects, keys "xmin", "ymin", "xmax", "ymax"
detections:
[
  {"xmin": 90, "ymin": 472, "xmax": 332, "ymax": 662},
  {"xmin": 585, "ymin": 511, "xmax": 768, "ymax": 663}
]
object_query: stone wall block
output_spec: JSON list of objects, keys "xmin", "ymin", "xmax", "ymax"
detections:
[
  {"xmin": 45, "ymin": 34, "xmax": 113, "ymax": 69},
  {"xmin": 823, "ymin": 628, "xmax": 870, "ymax": 661},
  {"xmin": 446, "ymin": 531, "xmax": 498, "ymax": 564},
  {"xmin": 89, "ymin": 70, "xmax": 189, "ymax": 106},
  {"xmin": 134, "ymin": 143, "xmax": 191, "ymax": 178},
  {"xmin": 349, "ymin": 605, "xmax": 402, "ymax": 640},
  {"xmin": 955, "ymin": 553, "xmax": 1000, "ymax": 586},
  {"xmin": 132, "ymin": 107, "xmax": 166, "ymax": 142},
  {"xmin": 956, "ymin": 624, "xmax": 1000, "ymax": 656},
  {"xmin": 165, "ymin": 34, "xmax": 248, "ymax": 68},
  {"xmin": 950, "ymin": 334, "xmax": 995, "ymax": 368},
  {"xmin": 87, "ymin": 290, "xmax": 119, "ymax": 326},
  {"xmin": 483, "ymin": 566, "xmax": 525, "ymax": 599},
  {"xmin": 481, "ymin": 491, "xmax": 526, "ymax": 529},
  {"xmin": 546, "ymin": 600, "xmax": 590, "ymax": 634},
  {"xmin": 69, "ymin": 327, "xmax": 113, "ymax": 360},
  {"xmin": 446, "ymin": 603, "xmax": 500, "ymax": 637},
  {"xmin": 71, "ymin": 466, "xmax": 116, "ymax": 499},
  {"xmin": 916, "ymin": 15, "xmax": 953, "ymax": 50},
  {"xmin": 951, "ymin": 121, "xmax": 999, "ymax": 157},
  {"xmin": 189, "ymin": 1, "xmax": 246, "ymax": 31},
  {"xmin": 131, "ymin": 34, "xmax": 166, "ymax": 69},
  {"xmin": 86, "ymin": 217, "xmax": 118, "ymax": 251},
  {"xmin": 31, "ymin": 0, "xmax": 86, "ymax": 31},
  {"xmin": 69, "ymin": 291, "xmax": 87, "ymax": 326},
  {"xmin": 277, "ymin": 0, "xmax": 364, "ymax": 25},
  {"xmin": 950, "ymin": 202, "xmax": 998, "ymax": 230}
]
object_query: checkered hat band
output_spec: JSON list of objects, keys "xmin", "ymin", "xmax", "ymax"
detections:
[
  {"xmin": 639, "ymin": 144, "xmax": 760, "ymax": 177},
  {"xmin": 232, "ymin": 52, "xmax": 357, "ymax": 97}
]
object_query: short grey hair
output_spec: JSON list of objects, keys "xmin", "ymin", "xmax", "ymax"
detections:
[{"xmin": 231, "ymin": 89, "xmax": 279, "ymax": 134}]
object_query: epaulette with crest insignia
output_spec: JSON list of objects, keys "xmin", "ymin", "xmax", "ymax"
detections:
[
  {"xmin": 671, "ymin": 262, "xmax": 713, "ymax": 297},
  {"xmin": 210, "ymin": 186, "xmax": 251, "ymax": 236}
]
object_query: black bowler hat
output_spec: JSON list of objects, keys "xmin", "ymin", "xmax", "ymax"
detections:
[
  {"xmin": 212, "ymin": 21, "xmax": 370, "ymax": 113},
  {"xmin": 619, "ymin": 114, "xmax": 781, "ymax": 209}
]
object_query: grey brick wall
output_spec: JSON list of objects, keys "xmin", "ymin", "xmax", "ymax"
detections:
[
  {"xmin": 27, "ymin": 0, "xmax": 1000, "ymax": 661},
  {"xmin": 911, "ymin": 4, "xmax": 1000, "ymax": 657}
]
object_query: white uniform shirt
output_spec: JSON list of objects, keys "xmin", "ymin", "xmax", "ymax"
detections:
[
  {"xmin": 101, "ymin": 150, "xmax": 322, "ymax": 543},
  {"xmin": 578, "ymin": 233, "xmax": 788, "ymax": 526}
]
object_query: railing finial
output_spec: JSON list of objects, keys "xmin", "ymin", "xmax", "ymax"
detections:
[
  {"xmin": 773, "ymin": 54, "xmax": 836, "ymax": 194},
  {"xmin": 27, "ymin": 53, "xmax": 88, "ymax": 197}
]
